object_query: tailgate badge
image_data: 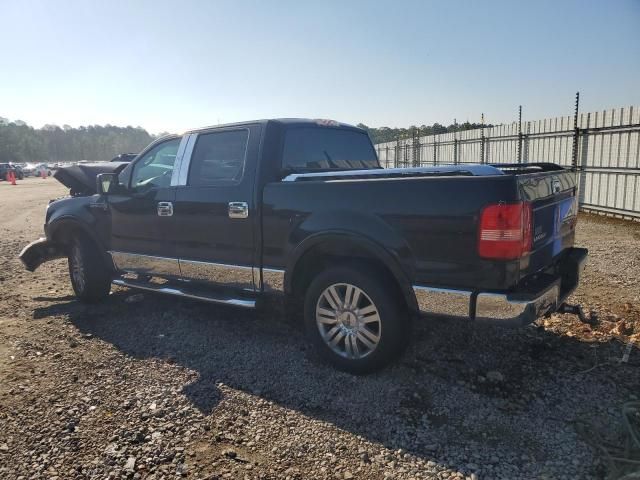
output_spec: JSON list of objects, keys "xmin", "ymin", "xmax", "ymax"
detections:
[{"xmin": 552, "ymin": 178, "xmax": 561, "ymax": 193}]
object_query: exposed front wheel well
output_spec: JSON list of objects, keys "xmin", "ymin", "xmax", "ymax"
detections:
[{"xmin": 50, "ymin": 222, "xmax": 114, "ymax": 272}]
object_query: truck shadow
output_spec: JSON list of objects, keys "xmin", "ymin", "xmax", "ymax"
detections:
[{"xmin": 33, "ymin": 290, "xmax": 636, "ymax": 474}]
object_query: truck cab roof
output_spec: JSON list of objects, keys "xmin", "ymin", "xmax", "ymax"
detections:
[{"xmin": 184, "ymin": 118, "xmax": 363, "ymax": 135}]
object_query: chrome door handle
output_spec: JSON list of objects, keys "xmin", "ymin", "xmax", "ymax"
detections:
[
  {"xmin": 228, "ymin": 201, "xmax": 249, "ymax": 219},
  {"xmin": 157, "ymin": 201, "xmax": 173, "ymax": 217}
]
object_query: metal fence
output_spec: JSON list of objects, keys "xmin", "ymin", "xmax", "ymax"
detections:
[{"xmin": 375, "ymin": 103, "xmax": 640, "ymax": 219}]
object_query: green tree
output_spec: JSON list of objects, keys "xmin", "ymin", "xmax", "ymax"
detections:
[{"xmin": 0, "ymin": 119, "xmax": 158, "ymax": 163}]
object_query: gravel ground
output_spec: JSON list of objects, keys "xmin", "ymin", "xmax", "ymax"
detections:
[{"xmin": 0, "ymin": 178, "xmax": 639, "ymax": 480}]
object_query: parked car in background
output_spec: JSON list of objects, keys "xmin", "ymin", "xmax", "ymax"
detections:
[
  {"xmin": 110, "ymin": 153, "xmax": 138, "ymax": 163},
  {"xmin": 22, "ymin": 163, "xmax": 38, "ymax": 176},
  {"xmin": 0, "ymin": 163, "xmax": 15, "ymax": 180},
  {"xmin": 13, "ymin": 164, "xmax": 25, "ymax": 179},
  {"xmin": 34, "ymin": 163, "xmax": 53, "ymax": 177},
  {"xmin": 19, "ymin": 118, "xmax": 588, "ymax": 373},
  {"xmin": 0, "ymin": 163, "xmax": 24, "ymax": 180}
]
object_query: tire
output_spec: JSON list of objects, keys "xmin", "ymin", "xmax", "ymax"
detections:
[
  {"xmin": 304, "ymin": 265, "xmax": 408, "ymax": 374},
  {"xmin": 68, "ymin": 235, "xmax": 112, "ymax": 303}
]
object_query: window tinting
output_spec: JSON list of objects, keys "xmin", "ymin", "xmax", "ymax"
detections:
[
  {"xmin": 130, "ymin": 138, "xmax": 180, "ymax": 191},
  {"xmin": 282, "ymin": 127, "xmax": 378, "ymax": 170},
  {"xmin": 188, "ymin": 130, "xmax": 249, "ymax": 186}
]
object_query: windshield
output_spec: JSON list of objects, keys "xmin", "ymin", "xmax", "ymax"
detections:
[{"xmin": 282, "ymin": 127, "xmax": 379, "ymax": 171}]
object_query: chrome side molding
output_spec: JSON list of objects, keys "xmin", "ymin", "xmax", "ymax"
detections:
[
  {"xmin": 179, "ymin": 258, "xmax": 255, "ymax": 291},
  {"xmin": 261, "ymin": 267, "xmax": 285, "ymax": 293},
  {"xmin": 110, "ymin": 251, "xmax": 181, "ymax": 277},
  {"xmin": 109, "ymin": 251, "xmax": 283, "ymax": 294}
]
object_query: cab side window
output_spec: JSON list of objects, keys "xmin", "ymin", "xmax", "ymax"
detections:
[
  {"xmin": 187, "ymin": 130, "xmax": 249, "ymax": 186},
  {"xmin": 130, "ymin": 138, "xmax": 181, "ymax": 191}
]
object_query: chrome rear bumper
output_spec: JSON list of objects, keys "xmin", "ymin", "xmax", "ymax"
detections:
[{"xmin": 413, "ymin": 248, "xmax": 588, "ymax": 327}]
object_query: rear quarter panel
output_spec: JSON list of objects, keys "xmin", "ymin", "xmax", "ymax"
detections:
[{"xmin": 262, "ymin": 175, "xmax": 521, "ymax": 291}]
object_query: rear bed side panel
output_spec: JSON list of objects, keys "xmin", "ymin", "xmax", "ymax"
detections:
[{"xmin": 262, "ymin": 175, "xmax": 521, "ymax": 292}]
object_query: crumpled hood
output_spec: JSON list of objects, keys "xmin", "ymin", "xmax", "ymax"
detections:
[{"xmin": 54, "ymin": 162, "xmax": 127, "ymax": 195}]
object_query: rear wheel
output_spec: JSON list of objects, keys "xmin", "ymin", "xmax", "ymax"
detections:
[
  {"xmin": 304, "ymin": 265, "xmax": 408, "ymax": 373},
  {"xmin": 68, "ymin": 235, "xmax": 111, "ymax": 303}
]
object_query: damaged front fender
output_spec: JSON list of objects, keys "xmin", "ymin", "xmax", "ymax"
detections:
[{"xmin": 19, "ymin": 238, "xmax": 65, "ymax": 272}]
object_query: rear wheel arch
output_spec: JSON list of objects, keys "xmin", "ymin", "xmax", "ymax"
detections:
[{"xmin": 285, "ymin": 233, "xmax": 418, "ymax": 313}]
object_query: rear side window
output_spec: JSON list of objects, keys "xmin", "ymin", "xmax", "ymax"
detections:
[
  {"xmin": 282, "ymin": 127, "xmax": 378, "ymax": 170},
  {"xmin": 188, "ymin": 129, "xmax": 249, "ymax": 186}
]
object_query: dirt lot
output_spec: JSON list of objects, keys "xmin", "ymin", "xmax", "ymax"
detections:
[{"xmin": 1, "ymin": 177, "xmax": 639, "ymax": 480}]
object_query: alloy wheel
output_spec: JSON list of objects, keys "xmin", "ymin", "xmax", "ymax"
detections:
[{"xmin": 315, "ymin": 283, "xmax": 382, "ymax": 359}]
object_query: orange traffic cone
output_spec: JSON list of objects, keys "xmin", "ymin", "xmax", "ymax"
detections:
[{"xmin": 9, "ymin": 170, "xmax": 16, "ymax": 185}]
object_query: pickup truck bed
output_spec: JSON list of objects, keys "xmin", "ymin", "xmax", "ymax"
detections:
[
  {"xmin": 19, "ymin": 118, "xmax": 587, "ymax": 372},
  {"xmin": 262, "ymin": 161, "xmax": 586, "ymax": 324}
]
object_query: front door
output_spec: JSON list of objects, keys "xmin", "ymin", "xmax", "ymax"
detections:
[
  {"xmin": 172, "ymin": 125, "xmax": 260, "ymax": 291},
  {"xmin": 108, "ymin": 136, "xmax": 184, "ymax": 277}
]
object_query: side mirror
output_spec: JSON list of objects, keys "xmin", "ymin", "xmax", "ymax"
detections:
[{"xmin": 96, "ymin": 173, "xmax": 119, "ymax": 195}]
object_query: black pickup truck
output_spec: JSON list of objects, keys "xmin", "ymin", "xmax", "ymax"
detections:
[{"xmin": 20, "ymin": 118, "xmax": 587, "ymax": 372}]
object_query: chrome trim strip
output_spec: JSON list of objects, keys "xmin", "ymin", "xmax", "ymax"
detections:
[
  {"xmin": 109, "ymin": 251, "xmax": 181, "ymax": 277},
  {"xmin": 177, "ymin": 134, "xmax": 197, "ymax": 186},
  {"xmin": 282, "ymin": 165, "xmax": 504, "ymax": 182},
  {"xmin": 112, "ymin": 279, "xmax": 256, "ymax": 308},
  {"xmin": 179, "ymin": 258, "xmax": 255, "ymax": 291},
  {"xmin": 475, "ymin": 283, "xmax": 559, "ymax": 323},
  {"xmin": 413, "ymin": 286, "xmax": 472, "ymax": 317},
  {"xmin": 261, "ymin": 267, "xmax": 285, "ymax": 293},
  {"xmin": 170, "ymin": 135, "xmax": 191, "ymax": 186}
]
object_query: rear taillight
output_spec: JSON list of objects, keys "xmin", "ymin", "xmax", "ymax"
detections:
[{"xmin": 478, "ymin": 202, "xmax": 532, "ymax": 260}]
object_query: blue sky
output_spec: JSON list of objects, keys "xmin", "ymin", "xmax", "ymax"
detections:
[{"xmin": 1, "ymin": 0, "xmax": 639, "ymax": 133}]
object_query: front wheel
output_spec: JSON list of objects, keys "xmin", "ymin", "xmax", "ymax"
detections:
[
  {"xmin": 68, "ymin": 236, "xmax": 112, "ymax": 303},
  {"xmin": 304, "ymin": 265, "xmax": 409, "ymax": 374}
]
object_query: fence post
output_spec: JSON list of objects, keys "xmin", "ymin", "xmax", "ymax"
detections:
[
  {"xmin": 394, "ymin": 136, "xmax": 400, "ymax": 169},
  {"xmin": 480, "ymin": 113, "xmax": 485, "ymax": 164},
  {"xmin": 453, "ymin": 119, "xmax": 458, "ymax": 164},
  {"xmin": 403, "ymin": 138, "xmax": 408, "ymax": 167},
  {"xmin": 433, "ymin": 138, "xmax": 437, "ymax": 166},
  {"xmin": 571, "ymin": 91, "xmax": 580, "ymax": 171},
  {"xmin": 524, "ymin": 121, "xmax": 530, "ymax": 163},
  {"xmin": 517, "ymin": 105, "xmax": 523, "ymax": 163}
]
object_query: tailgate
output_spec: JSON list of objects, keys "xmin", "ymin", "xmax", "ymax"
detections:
[{"xmin": 518, "ymin": 169, "xmax": 578, "ymax": 277}]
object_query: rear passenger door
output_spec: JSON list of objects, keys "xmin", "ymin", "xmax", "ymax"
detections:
[{"xmin": 172, "ymin": 125, "xmax": 261, "ymax": 291}]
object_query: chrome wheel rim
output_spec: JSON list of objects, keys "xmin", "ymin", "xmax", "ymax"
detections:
[
  {"xmin": 315, "ymin": 283, "xmax": 382, "ymax": 359},
  {"xmin": 70, "ymin": 245, "xmax": 85, "ymax": 292}
]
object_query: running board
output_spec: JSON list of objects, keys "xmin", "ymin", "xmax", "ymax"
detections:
[{"xmin": 112, "ymin": 278, "xmax": 257, "ymax": 308}]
